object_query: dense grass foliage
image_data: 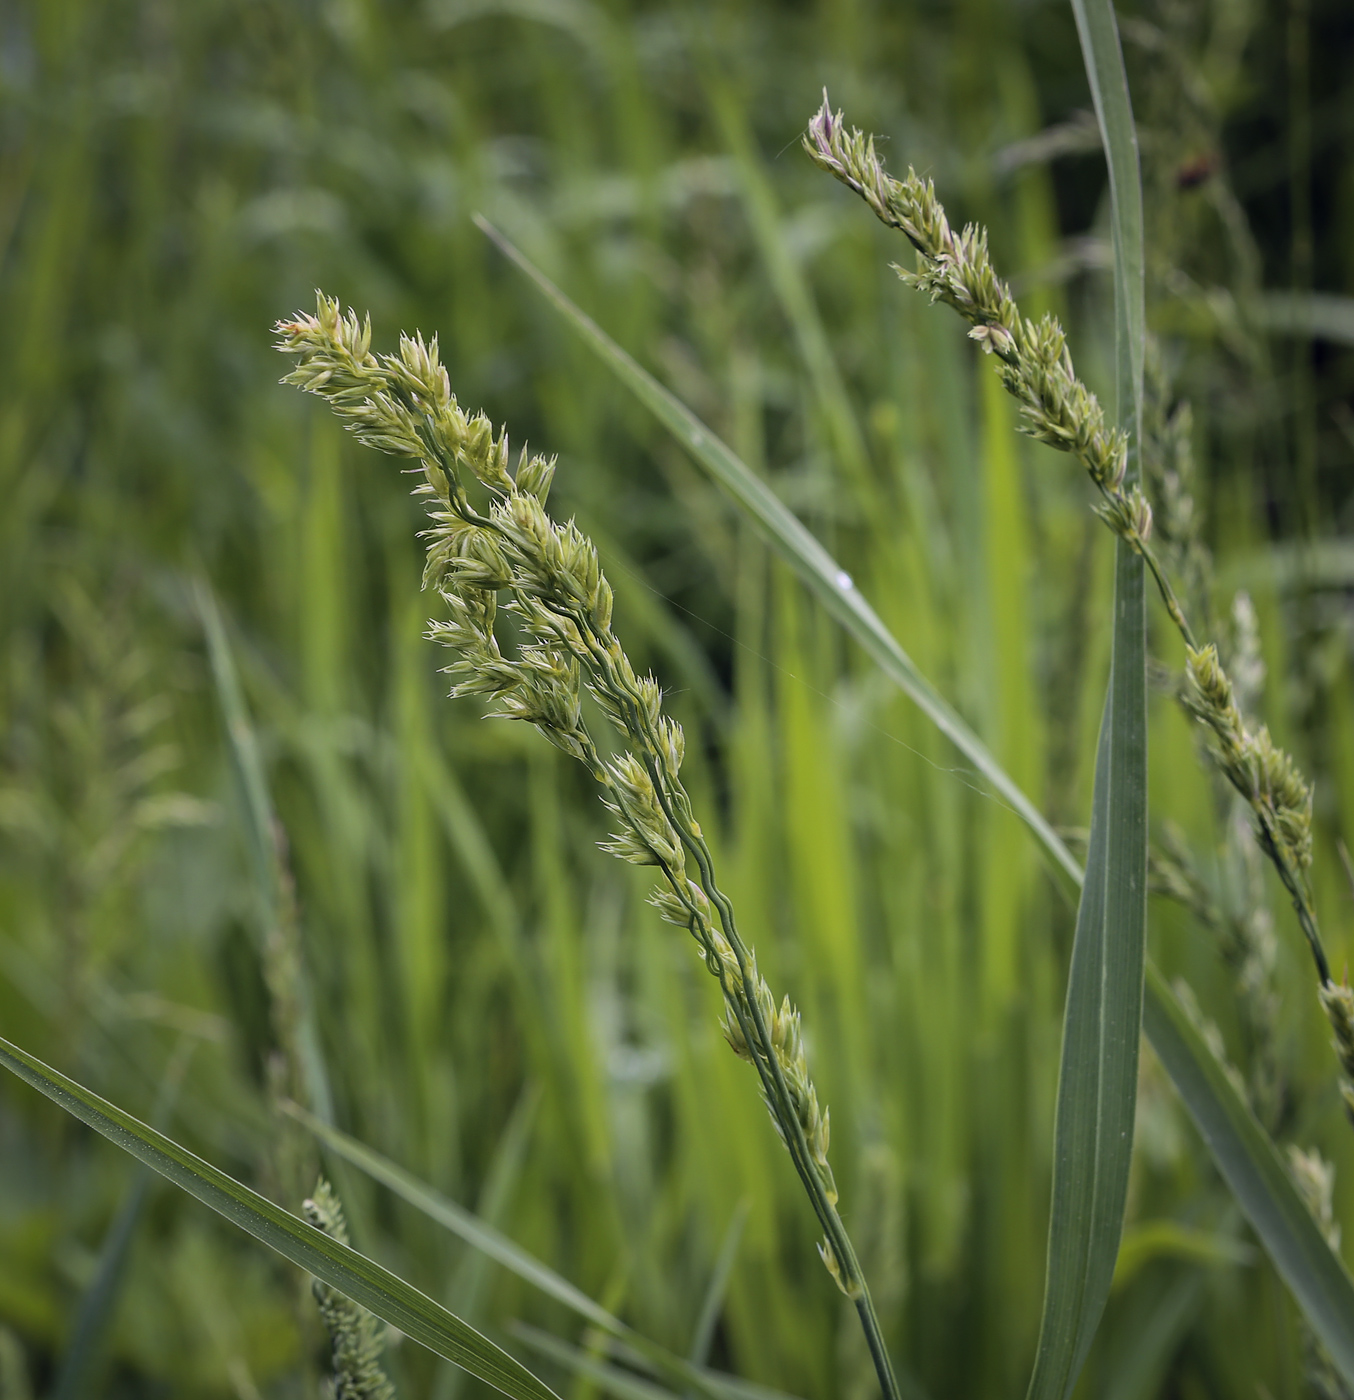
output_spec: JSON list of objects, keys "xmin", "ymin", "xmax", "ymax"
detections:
[{"xmin": 1, "ymin": 1, "xmax": 1353, "ymax": 1397}]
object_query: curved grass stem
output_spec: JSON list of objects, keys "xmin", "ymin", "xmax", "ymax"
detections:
[{"xmin": 275, "ymin": 294, "xmax": 904, "ymax": 1399}]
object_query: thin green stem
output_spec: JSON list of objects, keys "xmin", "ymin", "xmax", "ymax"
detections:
[
  {"xmin": 680, "ymin": 821, "xmax": 901, "ymax": 1400},
  {"xmin": 573, "ymin": 610, "xmax": 901, "ymax": 1400},
  {"xmin": 1137, "ymin": 541, "xmax": 1197, "ymax": 651}
]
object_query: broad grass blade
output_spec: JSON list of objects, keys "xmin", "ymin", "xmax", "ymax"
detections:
[
  {"xmin": 477, "ymin": 210, "xmax": 1354, "ymax": 1390},
  {"xmin": 0, "ymin": 1035, "xmax": 561, "ymax": 1400},
  {"xmin": 1027, "ymin": 5, "xmax": 1147, "ymax": 1396},
  {"xmin": 1025, "ymin": 542, "xmax": 1145, "ymax": 1400}
]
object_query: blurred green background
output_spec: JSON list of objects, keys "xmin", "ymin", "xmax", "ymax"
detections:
[{"xmin": 2, "ymin": 0, "xmax": 1354, "ymax": 1396}]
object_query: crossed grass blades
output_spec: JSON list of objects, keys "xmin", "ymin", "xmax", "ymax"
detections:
[
  {"xmin": 274, "ymin": 297, "xmax": 903, "ymax": 1400},
  {"xmin": 277, "ymin": 87, "xmax": 1348, "ymax": 1399}
]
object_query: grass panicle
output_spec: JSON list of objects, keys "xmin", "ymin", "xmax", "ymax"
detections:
[
  {"xmin": 3, "ymin": 5, "xmax": 1353, "ymax": 1396},
  {"xmin": 275, "ymin": 296, "xmax": 898, "ymax": 1400},
  {"xmin": 804, "ymin": 93, "xmax": 1352, "ymax": 1128}
]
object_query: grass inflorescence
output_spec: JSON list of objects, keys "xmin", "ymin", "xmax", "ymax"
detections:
[
  {"xmin": 804, "ymin": 93, "xmax": 1353, "ymax": 1127},
  {"xmin": 303, "ymin": 1180, "xmax": 397, "ymax": 1400},
  {"xmin": 275, "ymin": 296, "xmax": 900, "ymax": 1399}
]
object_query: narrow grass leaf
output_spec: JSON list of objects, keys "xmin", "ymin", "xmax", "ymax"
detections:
[
  {"xmin": 0, "ymin": 1035, "xmax": 562, "ymax": 1400},
  {"xmin": 285, "ymin": 1099, "xmax": 618, "ymax": 1331},
  {"xmin": 1252, "ymin": 290, "xmax": 1354, "ymax": 346},
  {"xmin": 437, "ymin": 1085, "xmax": 541, "ymax": 1400},
  {"xmin": 514, "ymin": 1327, "xmax": 800, "ymax": 1400},
  {"xmin": 283, "ymin": 1103, "xmax": 790, "ymax": 1400},
  {"xmin": 703, "ymin": 79, "xmax": 873, "ymax": 499},
  {"xmin": 1027, "ymin": 7, "xmax": 1148, "ymax": 1396},
  {"xmin": 1111, "ymin": 1220, "xmax": 1254, "ymax": 1290},
  {"xmin": 689, "ymin": 1201, "xmax": 748, "ymax": 1367},
  {"xmin": 51, "ymin": 1046, "xmax": 190, "ymax": 1400},
  {"xmin": 195, "ymin": 578, "xmax": 335, "ymax": 1124},
  {"xmin": 512, "ymin": 1326, "xmax": 678, "ymax": 1400},
  {"xmin": 1101, "ymin": 1272, "xmax": 1204, "ymax": 1400},
  {"xmin": 1144, "ymin": 963, "xmax": 1354, "ymax": 1384},
  {"xmin": 50, "ymin": 1170, "xmax": 151, "ymax": 1399},
  {"xmin": 477, "ymin": 213, "xmax": 1354, "ymax": 1383},
  {"xmin": 1070, "ymin": 0, "xmax": 1145, "ymax": 441}
]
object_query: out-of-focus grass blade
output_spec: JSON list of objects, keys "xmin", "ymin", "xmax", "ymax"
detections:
[
  {"xmin": 703, "ymin": 79, "xmax": 873, "ymax": 499},
  {"xmin": 1253, "ymin": 290, "xmax": 1354, "ymax": 346},
  {"xmin": 0, "ymin": 1035, "xmax": 561, "ymax": 1400},
  {"xmin": 513, "ymin": 1326, "xmax": 677, "ymax": 1400},
  {"xmin": 689, "ymin": 1201, "xmax": 748, "ymax": 1368},
  {"xmin": 513, "ymin": 1327, "xmax": 800, "ymax": 1400},
  {"xmin": 50, "ymin": 1170, "xmax": 151, "ymax": 1399},
  {"xmin": 1101, "ymin": 1272, "xmax": 1203, "ymax": 1400},
  {"xmin": 1111, "ymin": 1219, "xmax": 1253, "ymax": 1291},
  {"xmin": 1028, "ymin": 7, "xmax": 1148, "ymax": 1396},
  {"xmin": 476, "ymin": 210, "xmax": 1354, "ymax": 1390},
  {"xmin": 51, "ymin": 1043, "xmax": 192, "ymax": 1400},
  {"xmin": 436, "ymin": 1085, "xmax": 541, "ymax": 1400},
  {"xmin": 194, "ymin": 578, "xmax": 334, "ymax": 1124},
  {"xmin": 283, "ymin": 1102, "xmax": 797, "ymax": 1400},
  {"xmin": 1144, "ymin": 963, "xmax": 1354, "ymax": 1383},
  {"xmin": 1026, "ymin": 539, "xmax": 1145, "ymax": 1400},
  {"xmin": 473, "ymin": 214, "xmax": 1081, "ymax": 898}
]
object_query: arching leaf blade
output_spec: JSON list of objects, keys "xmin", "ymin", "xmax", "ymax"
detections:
[
  {"xmin": 472, "ymin": 214, "xmax": 1082, "ymax": 899},
  {"xmin": 0, "ymin": 1034, "xmax": 561, "ymax": 1400},
  {"xmin": 282, "ymin": 1101, "xmax": 802, "ymax": 1400},
  {"xmin": 1144, "ymin": 965, "xmax": 1354, "ymax": 1382}
]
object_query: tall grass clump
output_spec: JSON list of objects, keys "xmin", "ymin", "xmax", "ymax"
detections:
[{"xmin": 3, "ymin": 1, "xmax": 1354, "ymax": 1397}]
